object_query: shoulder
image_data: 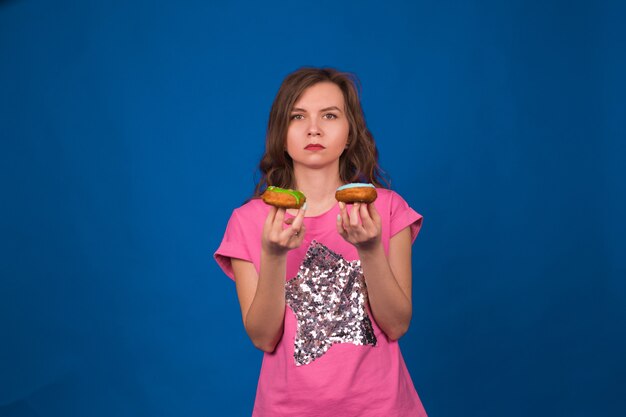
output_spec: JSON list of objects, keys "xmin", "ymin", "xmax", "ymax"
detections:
[
  {"xmin": 374, "ymin": 188, "xmax": 400, "ymax": 202},
  {"xmin": 375, "ymin": 188, "xmax": 422, "ymax": 222},
  {"xmin": 233, "ymin": 197, "xmax": 270, "ymax": 217},
  {"xmin": 225, "ymin": 198, "xmax": 270, "ymax": 231},
  {"xmin": 375, "ymin": 188, "xmax": 423, "ymax": 240},
  {"xmin": 374, "ymin": 188, "xmax": 410, "ymax": 209}
]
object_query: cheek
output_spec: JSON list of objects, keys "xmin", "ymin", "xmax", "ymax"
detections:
[
  {"xmin": 285, "ymin": 127, "xmax": 303, "ymax": 156},
  {"xmin": 285, "ymin": 127, "xmax": 296, "ymax": 150},
  {"xmin": 336, "ymin": 122, "xmax": 350, "ymax": 145}
]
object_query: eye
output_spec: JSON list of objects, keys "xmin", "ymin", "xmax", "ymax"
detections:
[
  {"xmin": 323, "ymin": 113, "xmax": 338, "ymax": 120},
  {"xmin": 290, "ymin": 114, "xmax": 304, "ymax": 120}
]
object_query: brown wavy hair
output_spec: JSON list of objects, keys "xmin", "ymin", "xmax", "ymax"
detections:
[{"xmin": 253, "ymin": 67, "xmax": 388, "ymax": 197}]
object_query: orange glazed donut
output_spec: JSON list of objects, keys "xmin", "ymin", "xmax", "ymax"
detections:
[
  {"xmin": 261, "ymin": 186, "xmax": 307, "ymax": 209},
  {"xmin": 335, "ymin": 183, "xmax": 377, "ymax": 204}
]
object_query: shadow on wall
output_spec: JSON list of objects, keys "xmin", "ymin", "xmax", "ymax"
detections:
[
  {"xmin": 0, "ymin": 400, "xmax": 42, "ymax": 417},
  {"xmin": 0, "ymin": 0, "xmax": 19, "ymax": 5}
]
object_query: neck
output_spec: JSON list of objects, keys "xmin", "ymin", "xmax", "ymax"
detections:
[{"xmin": 291, "ymin": 163, "xmax": 343, "ymax": 216}]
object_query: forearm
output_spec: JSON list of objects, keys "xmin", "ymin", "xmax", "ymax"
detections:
[
  {"xmin": 245, "ymin": 250, "xmax": 287, "ymax": 352},
  {"xmin": 359, "ymin": 243, "xmax": 412, "ymax": 340}
]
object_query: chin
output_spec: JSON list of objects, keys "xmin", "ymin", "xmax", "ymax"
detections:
[{"xmin": 292, "ymin": 159, "xmax": 338, "ymax": 170}]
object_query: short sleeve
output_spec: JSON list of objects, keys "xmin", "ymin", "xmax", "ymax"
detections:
[
  {"xmin": 214, "ymin": 210, "xmax": 253, "ymax": 281},
  {"xmin": 389, "ymin": 191, "xmax": 423, "ymax": 243}
]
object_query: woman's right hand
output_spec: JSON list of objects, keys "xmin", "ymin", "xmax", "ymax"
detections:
[{"xmin": 261, "ymin": 204, "xmax": 306, "ymax": 256}]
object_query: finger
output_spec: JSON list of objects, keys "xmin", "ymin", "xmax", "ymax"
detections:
[
  {"xmin": 350, "ymin": 203, "xmax": 360, "ymax": 227},
  {"xmin": 274, "ymin": 208, "xmax": 286, "ymax": 230},
  {"xmin": 290, "ymin": 203, "xmax": 307, "ymax": 234},
  {"xmin": 284, "ymin": 217, "xmax": 294, "ymax": 225},
  {"xmin": 338, "ymin": 201, "xmax": 349, "ymax": 228},
  {"xmin": 368, "ymin": 202, "xmax": 381, "ymax": 225},
  {"xmin": 336, "ymin": 213, "xmax": 348, "ymax": 238},
  {"xmin": 360, "ymin": 202, "xmax": 375, "ymax": 230},
  {"xmin": 293, "ymin": 224, "xmax": 306, "ymax": 243},
  {"xmin": 282, "ymin": 220, "xmax": 305, "ymax": 243},
  {"xmin": 265, "ymin": 206, "xmax": 277, "ymax": 229}
]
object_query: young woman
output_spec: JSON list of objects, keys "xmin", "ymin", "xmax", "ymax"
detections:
[{"xmin": 215, "ymin": 68, "xmax": 427, "ymax": 416}]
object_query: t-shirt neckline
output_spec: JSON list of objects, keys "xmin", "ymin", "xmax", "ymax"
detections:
[{"xmin": 285, "ymin": 202, "xmax": 339, "ymax": 220}]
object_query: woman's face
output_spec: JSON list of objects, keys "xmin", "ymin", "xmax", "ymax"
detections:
[{"xmin": 286, "ymin": 82, "xmax": 350, "ymax": 171}]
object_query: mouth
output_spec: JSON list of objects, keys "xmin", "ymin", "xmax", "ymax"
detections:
[{"xmin": 305, "ymin": 144, "xmax": 326, "ymax": 151}]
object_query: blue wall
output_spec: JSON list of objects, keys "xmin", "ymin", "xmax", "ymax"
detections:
[{"xmin": 1, "ymin": 1, "xmax": 625, "ymax": 416}]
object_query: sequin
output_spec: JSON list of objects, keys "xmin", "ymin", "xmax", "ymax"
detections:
[{"xmin": 285, "ymin": 240, "xmax": 377, "ymax": 366}]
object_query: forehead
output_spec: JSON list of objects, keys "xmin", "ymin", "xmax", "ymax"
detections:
[{"xmin": 293, "ymin": 82, "xmax": 345, "ymax": 109}]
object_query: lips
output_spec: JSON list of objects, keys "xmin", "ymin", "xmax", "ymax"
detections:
[{"xmin": 305, "ymin": 144, "xmax": 325, "ymax": 151}]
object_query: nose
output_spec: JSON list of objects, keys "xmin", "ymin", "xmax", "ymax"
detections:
[{"xmin": 307, "ymin": 119, "xmax": 321, "ymax": 137}]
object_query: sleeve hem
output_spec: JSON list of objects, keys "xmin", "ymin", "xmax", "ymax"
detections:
[
  {"xmin": 214, "ymin": 242, "xmax": 253, "ymax": 282},
  {"xmin": 390, "ymin": 211, "xmax": 423, "ymax": 244}
]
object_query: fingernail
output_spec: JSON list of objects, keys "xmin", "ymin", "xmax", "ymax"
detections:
[
  {"xmin": 337, "ymin": 214, "xmax": 341, "ymax": 222},
  {"xmin": 302, "ymin": 202, "xmax": 307, "ymax": 210}
]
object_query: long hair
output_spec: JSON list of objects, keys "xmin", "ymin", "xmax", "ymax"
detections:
[{"xmin": 253, "ymin": 67, "xmax": 388, "ymax": 197}]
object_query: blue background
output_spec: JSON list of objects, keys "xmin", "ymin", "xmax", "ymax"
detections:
[{"xmin": 1, "ymin": 0, "xmax": 625, "ymax": 416}]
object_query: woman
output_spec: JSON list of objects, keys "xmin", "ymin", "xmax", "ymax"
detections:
[{"xmin": 215, "ymin": 67, "xmax": 427, "ymax": 416}]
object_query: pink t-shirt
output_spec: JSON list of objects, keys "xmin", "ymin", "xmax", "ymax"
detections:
[{"xmin": 215, "ymin": 188, "xmax": 427, "ymax": 417}]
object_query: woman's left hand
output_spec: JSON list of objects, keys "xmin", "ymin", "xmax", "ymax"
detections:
[{"xmin": 336, "ymin": 202, "xmax": 382, "ymax": 251}]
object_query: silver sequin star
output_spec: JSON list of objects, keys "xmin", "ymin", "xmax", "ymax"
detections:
[{"xmin": 285, "ymin": 240, "xmax": 377, "ymax": 366}]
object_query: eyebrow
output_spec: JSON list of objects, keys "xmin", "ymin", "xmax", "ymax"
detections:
[{"xmin": 291, "ymin": 106, "xmax": 343, "ymax": 113}]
